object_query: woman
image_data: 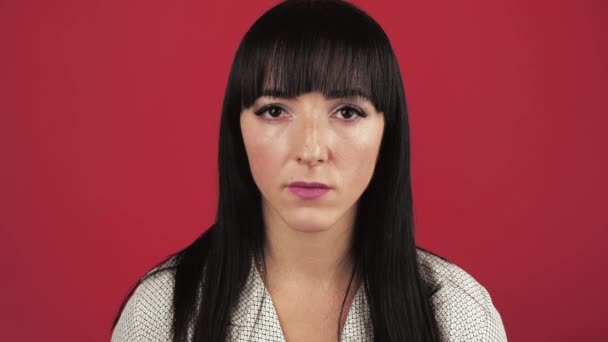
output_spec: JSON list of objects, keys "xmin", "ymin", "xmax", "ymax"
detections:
[{"xmin": 111, "ymin": 1, "xmax": 507, "ymax": 341}]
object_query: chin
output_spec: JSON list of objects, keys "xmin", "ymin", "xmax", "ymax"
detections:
[
  {"xmin": 262, "ymin": 197, "xmax": 348, "ymax": 233},
  {"xmin": 278, "ymin": 212, "xmax": 333, "ymax": 233},
  {"xmin": 284, "ymin": 210, "xmax": 337, "ymax": 233},
  {"xmin": 289, "ymin": 223, "xmax": 331, "ymax": 234}
]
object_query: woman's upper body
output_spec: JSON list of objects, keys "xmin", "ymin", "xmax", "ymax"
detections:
[
  {"xmin": 111, "ymin": 1, "xmax": 508, "ymax": 341},
  {"xmin": 111, "ymin": 248, "xmax": 507, "ymax": 342}
]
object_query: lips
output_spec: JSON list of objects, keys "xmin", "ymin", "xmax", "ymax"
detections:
[
  {"xmin": 287, "ymin": 181, "xmax": 331, "ymax": 189},
  {"xmin": 287, "ymin": 181, "xmax": 332, "ymax": 199}
]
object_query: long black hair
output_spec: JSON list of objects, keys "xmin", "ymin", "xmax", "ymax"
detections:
[{"xmin": 112, "ymin": 0, "xmax": 442, "ymax": 341}]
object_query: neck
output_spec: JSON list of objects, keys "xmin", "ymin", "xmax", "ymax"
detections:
[{"xmin": 260, "ymin": 201, "xmax": 358, "ymax": 290}]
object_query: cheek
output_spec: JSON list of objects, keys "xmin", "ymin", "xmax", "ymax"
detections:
[
  {"xmin": 337, "ymin": 124, "xmax": 384, "ymax": 191},
  {"xmin": 241, "ymin": 123, "xmax": 286, "ymax": 192},
  {"xmin": 248, "ymin": 144, "xmax": 280, "ymax": 184},
  {"xmin": 342, "ymin": 145, "xmax": 378, "ymax": 183}
]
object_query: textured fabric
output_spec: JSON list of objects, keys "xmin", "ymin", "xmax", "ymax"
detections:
[{"xmin": 111, "ymin": 249, "xmax": 507, "ymax": 342}]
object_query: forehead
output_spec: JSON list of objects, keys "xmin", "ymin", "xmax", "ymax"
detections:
[
  {"xmin": 254, "ymin": 41, "xmax": 374, "ymax": 96},
  {"xmin": 239, "ymin": 39, "xmax": 387, "ymax": 114}
]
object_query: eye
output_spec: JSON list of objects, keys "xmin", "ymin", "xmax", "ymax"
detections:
[
  {"xmin": 334, "ymin": 105, "xmax": 368, "ymax": 121},
  {"xmin": 254, "ymin": 104, "xmax": 287, "ymax": 119}
]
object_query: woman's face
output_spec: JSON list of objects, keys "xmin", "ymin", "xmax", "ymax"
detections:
[{"xmin": 240, "ymin": 91, "xmax": 384, "ymax": 233}]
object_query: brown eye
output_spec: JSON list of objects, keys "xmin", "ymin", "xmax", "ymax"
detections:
[
  {"xmin": 254, "ymin": 104, "xmax": 286, "ymax": 119},
  {"xmin": 267, "ymin": 106, "xmax": 283, "ymax": 118},
  {"xmin": 335, "ymin": 105, "xmax": 367, "ymax": 121}
]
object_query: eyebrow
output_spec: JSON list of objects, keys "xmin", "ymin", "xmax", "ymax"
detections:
[{"xmin": 260, "ymin": 88, "xmax": 373, "ymax": 103}]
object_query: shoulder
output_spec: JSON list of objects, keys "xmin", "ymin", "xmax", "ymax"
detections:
[
  {"xmin": 416, "ymin": 248, "xmax": 508, "ymax": 342},
  {"xmin": 111, "ymin": 256, "xmax": 178, "ymax": 342}
]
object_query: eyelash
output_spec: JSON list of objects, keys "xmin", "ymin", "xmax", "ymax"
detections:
[{"xmin": 253, "ymin": 104, "xmax": 368, "ymax": 121}]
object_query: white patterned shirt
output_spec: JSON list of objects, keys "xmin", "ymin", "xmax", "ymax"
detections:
[{"xmin": 112, "ymin": 249, "xmax": 507, "ymax": 341}]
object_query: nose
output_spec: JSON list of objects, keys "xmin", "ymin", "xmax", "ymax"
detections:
[{"xmin": 294, "ymin": 118, "xmax": 328, "ymax": 167}]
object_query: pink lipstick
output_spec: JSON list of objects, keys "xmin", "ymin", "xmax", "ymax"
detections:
[{"xmin": 287, "ymin": 181, "xmax": 331, "ymax": 199}]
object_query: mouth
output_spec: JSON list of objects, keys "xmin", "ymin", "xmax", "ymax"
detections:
[
  {"xmin": 287, "ymin": 181, "xmax": 332, "ymax": 189},
  {"xmin": 286, "ymin": 181, "xmax": 332, "ymax": 199},
  {"xmin": 287, "ymin": 186, "xmax": 331, "ymax": 199}
]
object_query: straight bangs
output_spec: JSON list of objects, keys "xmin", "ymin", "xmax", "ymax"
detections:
[{"xmin": 232, "ymin": 0, "xmax": 402, "ymax": 125}]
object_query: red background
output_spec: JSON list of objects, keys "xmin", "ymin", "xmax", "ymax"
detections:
[{"xmin": 2, "ymin": 0, "xmax": 607, "ymax": 341}]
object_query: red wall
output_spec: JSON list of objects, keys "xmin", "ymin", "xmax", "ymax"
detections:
[{"xmin": 1, "ymin": 1, "xmax": 606, "ymax": 340}]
